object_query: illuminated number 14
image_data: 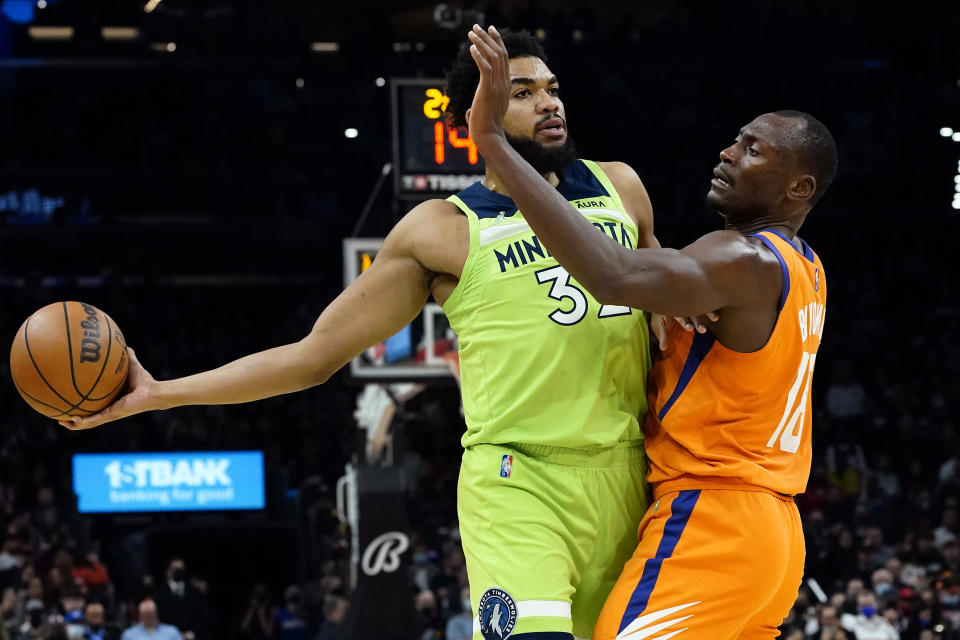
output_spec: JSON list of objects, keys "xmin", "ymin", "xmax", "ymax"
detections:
[
  {"xmin": 433, "ymin": 122, "xmax": 479, "ymax": 166},
  {"xmin": 766, "ymin": 351, "xmax": 817, "ymax": 454}
]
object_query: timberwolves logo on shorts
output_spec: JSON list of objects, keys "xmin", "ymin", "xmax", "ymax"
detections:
[{"xmin": 478, "ymin": 588, "xmax": 517, "ymax": 640}]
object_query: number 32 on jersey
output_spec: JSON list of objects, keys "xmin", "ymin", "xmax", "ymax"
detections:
[{"xmin": 535, "ymin": 265, "xmax": 631, "ymax": 326}]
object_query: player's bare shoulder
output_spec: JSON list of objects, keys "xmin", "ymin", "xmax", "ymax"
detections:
[
  {"xmin": 595, "ymin": 161, "xmax": 654, "ymax": 242},
  {"xmin": 385, "ymin": 198, "xmax": 470, "ymax": 303},
  {"xmin": 685, "ymin": 230, "xmax": 783, "ymax": 305}
]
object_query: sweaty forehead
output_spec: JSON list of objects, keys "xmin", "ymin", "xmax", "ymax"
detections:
[{"xmin": 508, "ymin": 56, "xmax": 554, "ymax": 82}]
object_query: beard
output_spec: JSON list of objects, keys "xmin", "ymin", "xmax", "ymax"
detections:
[{"xmin": 505, "ymin": 132, "xmax": 578, "ymax": 176}]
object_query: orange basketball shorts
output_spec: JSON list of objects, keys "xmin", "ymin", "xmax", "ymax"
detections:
[{"xmin": 593, "ymin": 488, "xmax": 804, "ymax": 640}]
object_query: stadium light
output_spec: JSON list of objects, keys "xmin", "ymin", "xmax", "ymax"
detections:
[
  {"xmin": 942, "ymin": 127, "xmax": 954, "ymax": 137},
  {"xmin": 37, "ymin": 0, "xmax": 47, "ymax": 9},
  {"xmin": 375, "ymin": 77, "xmax": 386, "ymax": 87},
  {"xmin": 310, "ymin": 42, "xmax": 339, "ymax": 52},
  {"xmin": 345, "ymin": 128, "xmax": 359, "ymax": 139},
  {"xmin": 295, "ymin": 78, "xmax": 304, "ymax": 89},
  {"xmin": 28, "ymin": 26, "xmax": 73, "ymax": 40},
  {"xmin": 101, "ymin": 27, "xmax": 140, "ymax": 40},
  {"xmin": 144, "ymin": 0, "xmax": 162, "ymax": 12},
  {"xmin": 954, "ymin": 133, "xmax": 960, "ymax": 142}
]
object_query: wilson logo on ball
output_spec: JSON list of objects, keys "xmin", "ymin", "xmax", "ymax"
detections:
[{"xmin": 79, "ymin": 303, "xmax": 103, "ymax": 364}]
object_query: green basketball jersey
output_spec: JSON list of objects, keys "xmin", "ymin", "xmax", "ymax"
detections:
[{"xmin": 443, "ymin": 159, "xmax": 651, "ymax": 449}]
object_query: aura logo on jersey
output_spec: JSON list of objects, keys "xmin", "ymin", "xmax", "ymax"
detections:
[
  {"xmin": 360, "ymin": 531, "xmax": 410, "ymax": 576},
  {"xmin": 478, "ymin": 588, "xmax": 517, "ymax": 640},
  {"xmin": 72, "ymin": 451, "xmax": 265, "ymax": 512}
]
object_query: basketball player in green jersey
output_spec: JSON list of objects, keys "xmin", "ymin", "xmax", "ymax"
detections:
[{"xmin": 62, "ymin": 30, "xmax": 680, "ymax": 640}]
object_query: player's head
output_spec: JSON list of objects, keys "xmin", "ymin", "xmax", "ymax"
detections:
[
  {"xmin": 446, "ymin": 28, "xmax": 576, "ymax": 175},
  {"xmin": 706, "ymin": 111, "xmax": 837, "ymax": 225}
]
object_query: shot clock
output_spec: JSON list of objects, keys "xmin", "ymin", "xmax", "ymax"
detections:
[{"xmin": 391, "ymin": 78, "xmax": 485, "ymax": 199}]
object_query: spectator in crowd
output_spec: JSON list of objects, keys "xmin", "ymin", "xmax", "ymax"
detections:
[
  {"xmin": 120, "ymin": 601, "xmax": 180, "ymax": 640},
  {"xmin": 444, "ymin": 586, "xmax": 471, "ymax": 640},
  {"xmin": 314, "ymin": 596, "xmax": 347, "ymax": 640},
  {"xmin": 813, "ymin": 605, "xmax": 844, "ymax": 640},
  {"xmin": 16, "ymin": 599, "xmax": 46, "ymax": 640},
  {"xmin": 840, "ymin": 591, "xmax": 899, "ymax": 639},
  {"xmin": 63, "ymin": 610, "xmax": 85, "ymax": 639},
  {"xmin": 41, "ymin": 625, "xmax": 67, "ymax": 640},
  {"xmin": 239, "ymin": 585, "xmax": 271, "ymax": 640},
  {"xmin": 82, "ymin": 603, "xmax": 113, "ymax": 640},
  {"xmin": 826, "ymin": 360, "xmax": 868, "ymax": 421},
  {"xmin": 153, "ymin": 560, "xmax": 210, "ymax": 640},
  {"xmin": 415, "ymin": 590, "xmax": 443, "ymax": 640},
  {"xmin": 71, "ymin": 554, "xmax": 109, "ymax": 596},
  {"xmin": 273, "ymin": 585, "xmax": 308, "ymax": 640}
]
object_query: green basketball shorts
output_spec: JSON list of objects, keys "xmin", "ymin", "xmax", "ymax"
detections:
[{"xmin": 458, "ymin": 441, "xmax": 649, "ymax": 639}]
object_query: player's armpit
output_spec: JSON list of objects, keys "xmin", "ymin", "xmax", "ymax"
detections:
[{"xmin": 301, "ymin": 209, "xmax": 439, "ymax": 383}]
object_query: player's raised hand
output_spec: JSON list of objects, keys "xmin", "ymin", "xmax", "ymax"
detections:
[
  {"xmin": 466, "ymin": 25, "xmax": 510, "ymax": 143},
  {"xmin": 58, "ymin": 347, "xmax": 159, "ymax": 430}
]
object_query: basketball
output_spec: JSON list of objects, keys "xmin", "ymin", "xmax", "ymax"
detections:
[{"xmin": 9, "ymin": 301, "xmax": 129, "ymax": 419}]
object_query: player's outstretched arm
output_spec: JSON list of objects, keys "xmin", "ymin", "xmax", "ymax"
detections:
[{"xmin": 60, "ymin": 205, "xmax": 444, "ymax": 430}]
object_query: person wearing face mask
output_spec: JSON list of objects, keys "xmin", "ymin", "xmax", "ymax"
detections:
[
  {"xmin": 273, "ymin": 585, "xmax": 308, "ymax": 640},
  {"xmin": 840, "ymin": 592, "xmax": 899, "ymax": 640},
  {"xmin": 444, "ymin": 586, "xmax": 472, "ymax": 640},
  {"xmin": 153, "ymin": 560, "xmax": 209, "ymax": 640},
  {"xmin": 414, "ymin": 590, "xmax": 443, "ymax": 640}
]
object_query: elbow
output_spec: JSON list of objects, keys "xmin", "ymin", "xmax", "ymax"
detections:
[
  {"xmin": 588, "ymin": 271, "xmax": 635, "ymax": 308},
  {"xmin": 590, "ymin": 284, "xmax": 622, "ymax": 307},
  {"xmin": 295, "ymin": 336, "xmax": 336, "ymax": 388}
]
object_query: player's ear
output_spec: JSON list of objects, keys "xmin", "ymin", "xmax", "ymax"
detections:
[
  {"xmin": 465, "ymin": 108, "xmax": 472, "ymax": 127},
  {"xmin": 787, "ymin": 175, "xmax": 816, "ymax": 203}
]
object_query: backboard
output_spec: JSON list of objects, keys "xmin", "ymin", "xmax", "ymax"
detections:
[{"xmin": 342, "ymin": 238, "xmax": 458, "ymax": 381}]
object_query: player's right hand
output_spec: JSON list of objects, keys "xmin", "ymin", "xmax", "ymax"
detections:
[{"xmin": 58, "ymin": 347, "xmax": 159, "ymax": 430}]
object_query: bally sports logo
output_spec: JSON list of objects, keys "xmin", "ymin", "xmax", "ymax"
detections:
[{"xmin": 361, "ymin": 531, "xmax": 410, "ymax": 576}]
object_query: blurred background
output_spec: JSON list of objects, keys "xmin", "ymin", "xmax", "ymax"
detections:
[{"xmin": 0, "ymin": 1, "xmax": 959, "ymax": 639}]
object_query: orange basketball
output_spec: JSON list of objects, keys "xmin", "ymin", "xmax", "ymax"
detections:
[{"xmin": 9, "ymin": 301, "xmax": 129, "ymax": 419}]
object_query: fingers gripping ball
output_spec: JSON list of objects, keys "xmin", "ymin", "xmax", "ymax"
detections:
[{"xmin": 10, "ymin": 302, "xmax": 129, "ymax": 418}]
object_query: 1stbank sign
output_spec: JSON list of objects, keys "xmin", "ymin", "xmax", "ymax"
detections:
[{"xmin": 73, "ymin": 451, "xmax": 265, "ymax": 513}]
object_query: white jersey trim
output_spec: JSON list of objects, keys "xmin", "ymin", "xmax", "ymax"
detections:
[{"xmin": 472, "ymin": 599, "xmax": 572, "ymax": 632}]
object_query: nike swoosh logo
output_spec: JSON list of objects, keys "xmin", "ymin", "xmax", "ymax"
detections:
[{"xmin": 617, "ymin": 601, "xmax": 700, "ymax": 640}]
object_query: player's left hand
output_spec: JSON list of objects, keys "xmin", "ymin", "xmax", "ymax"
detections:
[
  {"xmin": 650, "ymin": 312, "xmax": 720, "ymax": 351},
  {"xmin": 57, "ymin": 347, "xmax": 159, "ymax": 430},
  {"xmin": 466, "ymin": 25, "xmax": 510, "ymax": 145}
]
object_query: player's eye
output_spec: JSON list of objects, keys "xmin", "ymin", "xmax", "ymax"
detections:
[
  {"xmin": 513, "ymin": 89, "xmax": 530, "ymax": 98},
  {"xmin": 548, "ymin": 87, "xmax": 561, "ymax": 96},
  {"xmin": 747, "ymin": 147, "xmax": 760, "ymax": 156}
]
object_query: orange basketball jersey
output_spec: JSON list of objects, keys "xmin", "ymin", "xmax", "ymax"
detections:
[{"xmin": 645, "ymin": 229, "xmax": 826, "ymax": 498}]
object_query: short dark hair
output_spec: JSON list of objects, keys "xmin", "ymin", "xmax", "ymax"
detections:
[
  {"xmin": 774, "ymin": 110, "xmax": 838, "ymax": 206},
  {"xmin": 444, "ymin": 28, "xmax": 547, "ymax": 129}
]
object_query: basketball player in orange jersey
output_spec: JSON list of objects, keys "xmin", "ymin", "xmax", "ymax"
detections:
[{"xmin": 467, "ymin": 25, "xmax": 836, "ymax": 639}]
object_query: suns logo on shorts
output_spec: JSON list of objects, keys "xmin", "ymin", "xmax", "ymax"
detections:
[{"xmin": 478, "ymin": 588, "xmax": 517, "ymax": 640}]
